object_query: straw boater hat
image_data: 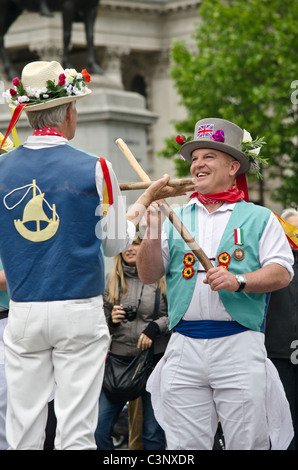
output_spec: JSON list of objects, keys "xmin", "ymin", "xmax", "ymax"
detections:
[
  {"xmin": 180, "ymin": 118, "xmax": 250, "ymax": 175},
  {"xmin": 0, "ymin": 61, "xmax": 92, "ymax": 152},
  {"xmin": 18, "ymin": 61, "xmax": 92, "ymax": 111}
]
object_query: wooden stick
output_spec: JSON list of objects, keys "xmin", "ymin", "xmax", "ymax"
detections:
[
  {"xmin": 115, "ymin": 138, "xmax": 213, "ymax": 272},
  {"xmin": 120, "ymin": 178, "xmax": 195, "ymax": 191}
]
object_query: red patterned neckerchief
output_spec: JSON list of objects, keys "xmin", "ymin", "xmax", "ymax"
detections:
[
  {"xmin": 190, "ymin": 184, "xmax": 244, "ymax": 204},
  {"xmin": 33, "ymin": 127, "xmax": 66, "ymax": 139}
]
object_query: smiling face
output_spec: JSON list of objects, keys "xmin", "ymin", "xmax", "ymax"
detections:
[
  {"xmin": 121, "ymin": 238, "xmax": 141, "ymax": 266},
  {"xmin": 190, "ymin": 148, "xmax": 240, "ymax": 194}
]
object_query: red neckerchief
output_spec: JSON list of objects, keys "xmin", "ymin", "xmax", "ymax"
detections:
[
  {"xmin": 33, "ymin": 127, "xmax": 66, "ymax": 139},
  {"xmin": 190, "ymin": 184, "xmax": 245, "ymax": 204}
]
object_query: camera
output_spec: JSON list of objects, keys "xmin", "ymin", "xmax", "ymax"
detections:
[{"xmin": 123, "ymin": 305, "xmax": 137, "ymax": 322}]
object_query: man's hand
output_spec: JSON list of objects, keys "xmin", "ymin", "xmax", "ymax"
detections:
[
  {"xmin": 145, "ymin": 174, "xmax": 195, "ymax": 202},
  {"xmin": 127, "ymin": 174, "xmax": 195, "ymax": 228},
  {"xmin": 203, "ymin": 266, "xmax": 240, "ymax": 292}
]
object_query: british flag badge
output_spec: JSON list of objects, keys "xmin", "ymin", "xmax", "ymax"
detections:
[{"xmin": 197, "ymin": 123, "xmax": 214, "ymax": 138}]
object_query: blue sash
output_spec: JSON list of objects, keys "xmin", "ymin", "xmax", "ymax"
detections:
[{"xmin": 174, "ymin": 319, "xmax": 248, "ymax": 339}]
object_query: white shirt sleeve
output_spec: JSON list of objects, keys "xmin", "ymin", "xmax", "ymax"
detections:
[{"xmin": 95, "ymin": 160, "xmax": 135, "ymax": 257}]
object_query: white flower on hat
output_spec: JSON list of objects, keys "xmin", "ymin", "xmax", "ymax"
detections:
[
  {"xmin": 242, "ymin": 129, "xmax": 252, "ymax": 143},
  {"xmin": 248, "ymin": 147, "xmax": 261, "ymax": 156},
  {"xmin": 17, "ymin": 96, "xmax": 30, "ymax": 103}
]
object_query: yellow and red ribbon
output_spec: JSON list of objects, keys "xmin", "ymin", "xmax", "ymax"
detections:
[
  {"xmin": 98, "ymin": 157, "xmax": 113, "ymax": 214},
  {"xmin": 0, "ymin": 104, "xmax": 26, "ymax": 151},
  {"xmin": 274, "ymin": 212, "xmax": 298, "ymax": 249}
]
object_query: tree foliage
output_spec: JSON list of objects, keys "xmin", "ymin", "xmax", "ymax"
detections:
[{"xmin": 160, "ymin": 0, "xmax": 298, "ymax": 206}]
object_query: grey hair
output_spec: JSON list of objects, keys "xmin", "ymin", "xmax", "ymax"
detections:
[
  {"xmin": 281, "ymin": 208, "xmax": 298, "ymax": 221},
  {"xmin": 26, "ymin": 101, "xmax": 76, "ymax": 129}
]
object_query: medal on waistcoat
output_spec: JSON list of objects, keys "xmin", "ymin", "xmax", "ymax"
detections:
[{"xmin": 233, "ymin": 228, "xmax": 245, "ymax": 260}]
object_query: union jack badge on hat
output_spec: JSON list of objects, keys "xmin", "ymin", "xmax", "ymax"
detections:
[{"xmin": 180, "ymin": 118, "xmax": 250, "ymax": 175}]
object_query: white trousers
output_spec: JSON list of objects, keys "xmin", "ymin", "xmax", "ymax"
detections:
[
  {"xmin": 160, "ymin": 331, "xmax": 270, "ymax": 450},
  {"xmin": 4, "ymin": 296, "xmax": 110, "ymax": 450}
]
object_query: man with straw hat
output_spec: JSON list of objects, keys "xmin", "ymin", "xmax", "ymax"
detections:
[
  {"xmin": 138, "ymin": 118, "xmax": 295, "ymax": 450},
  {"xmin": 0, "ymin": 61, "xmax": 192, "ymax": 450}
]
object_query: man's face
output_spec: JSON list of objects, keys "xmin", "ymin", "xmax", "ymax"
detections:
[{"xmin": 190, "ymin": 148, "xmax": 240, "ymax": 194}]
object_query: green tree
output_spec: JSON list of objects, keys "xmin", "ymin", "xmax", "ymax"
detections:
[{"xmin": 160, "ymin": 0, "xmax": 298, "ymax": 206}]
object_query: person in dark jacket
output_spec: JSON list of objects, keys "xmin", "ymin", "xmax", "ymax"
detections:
[
  {"xmin": 95, "ymin": 237, "xmax": 169, "ymax": 450},
  {"xmin": 265, "ymin": 208, "xmax": 298, "ymax": 449}
]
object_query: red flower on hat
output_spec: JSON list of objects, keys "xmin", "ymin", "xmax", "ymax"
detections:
[
  {"xmin": 81, "ymin": 69, "xmax": 91, "ymax": 83},
  {"xmin": 10, "ymin": 88, "xmax": 17, "ymax": 97},
  {"xmin": 12, "ymin": 77, "xmax": 20, "ymax": 87},
  {"xmin": 58, "ymin": 73, "xmax": 66, "ymax": 86},
  {"xmin": 175, "ymin": 135, "xmax": 185, "ymax": 145}
]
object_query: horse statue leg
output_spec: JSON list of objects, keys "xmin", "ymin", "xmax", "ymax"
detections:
[
  {"xmin": 61, "ymin": 0, "xmax": 75, "ymax": 69},
  {"xmin": 0, "ymin": 0, "xmax": 21, "ymax": 80},
  {"xmin": 83, "ymin": 1, "xmax": 103, "ymax": 75},
  {"xmin": 39, "ymin": 0, "xmax": 54, "ymax": 17}
]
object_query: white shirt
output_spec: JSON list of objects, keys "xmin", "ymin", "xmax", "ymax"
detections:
[
  {"xmin": 161, "ymin": 198, "xmax": 294, "ymax": 322},
  {"xmin": 24, "ymin": 135, "xmax": 135, "ymax": 256}
]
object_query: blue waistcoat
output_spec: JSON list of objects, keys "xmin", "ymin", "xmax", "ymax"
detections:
[
  {"xmin": 164, "ymin": 201, "xmax": 271, "ymax": 332},
  {"xmin": 0, "ymin": 144, "xmax": 105, "ymax": 302}
]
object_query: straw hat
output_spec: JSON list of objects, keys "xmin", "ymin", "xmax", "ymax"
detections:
[
  {"xmin": 6, "ymin": 61, "xmax": 92, "ymax": 112},
  {"xmin": 180, "ymin": 118, "xmax": 250, "ymax": 175}
]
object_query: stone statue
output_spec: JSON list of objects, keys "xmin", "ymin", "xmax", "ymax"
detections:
[{"xmin": 0, "ymin": 0, "xmax": 102, "ymax": 80}]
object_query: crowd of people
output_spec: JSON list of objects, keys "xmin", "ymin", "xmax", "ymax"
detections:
[{"xmin": 0, "ymin": 59, "xmax": 297, "ymax": 450}]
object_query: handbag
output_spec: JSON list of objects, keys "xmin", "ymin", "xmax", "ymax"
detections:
[
  {"xmin": 102, "ymin": 285, "xmax": 161, "ymax": 403},
  {"xmin": 102, "ymin": 348, "xmax": 154, "ymax": 403}
]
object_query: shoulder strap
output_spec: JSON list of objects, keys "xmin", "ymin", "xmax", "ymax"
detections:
[{"xmin": 153, "ymin": 285, "xmax": 160, "ymax": 320}]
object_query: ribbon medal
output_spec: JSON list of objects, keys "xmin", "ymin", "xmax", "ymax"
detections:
[{"xmin": 233, "ymin": 228, "xmax": 245, "ymax": 261}]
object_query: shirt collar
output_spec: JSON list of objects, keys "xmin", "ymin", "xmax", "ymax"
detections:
[
  {"xmin": 186, "ymin": 197, "xmax": 235, "ymax": 213},
  {"xmin": 24, "ymin": 135, "xmax": 68, "ymax": 149}
]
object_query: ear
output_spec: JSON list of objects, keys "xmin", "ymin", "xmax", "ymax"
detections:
[
  {"xmin": 66, "ymin": 103, "xmax": 73, "ymax": 121},
  {"xmin": 230, "ymin": 159, "xmax": 241, "ymax": 177}
]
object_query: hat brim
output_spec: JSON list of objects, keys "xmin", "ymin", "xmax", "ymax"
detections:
[
  {"xmin": 180, "ymin": 139, "xmax": 250, "ymax": 175},
  {"xmin": 24, "ymin": 88, "xmax": 92, "ymax": 112}
]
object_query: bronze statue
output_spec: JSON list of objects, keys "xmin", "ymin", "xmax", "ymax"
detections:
[{"xmin": 0, "ymin": 0, "xmax": 102, "ymax": 80}]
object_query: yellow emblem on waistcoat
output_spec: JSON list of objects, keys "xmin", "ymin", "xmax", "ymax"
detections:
[{"xmin": 5, "ymin": 179, "xmax": 59, "ymax": 242}]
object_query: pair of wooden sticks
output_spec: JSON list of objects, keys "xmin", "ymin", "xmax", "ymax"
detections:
[{"xmin": 115, "ymin": 138, "xmax": 213, "ymax": 272}]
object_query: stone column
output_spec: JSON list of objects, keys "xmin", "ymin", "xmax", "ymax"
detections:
[{"xmin": 101, "ymin": 46, "xmax": 130, "ymax": 90}]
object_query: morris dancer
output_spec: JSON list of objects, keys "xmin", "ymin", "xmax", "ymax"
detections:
[
  {"xmin": 0, "ymin": 61, "xmax": 191, "ymax": 450},
  {"xmin": 137, "ymin": 118, "xmax": 294, "ymax": 450}
]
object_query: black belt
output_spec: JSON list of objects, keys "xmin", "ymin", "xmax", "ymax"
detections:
[{"xmin": 0, "ymin": 309, "xmax": 9, "ymax": 320}]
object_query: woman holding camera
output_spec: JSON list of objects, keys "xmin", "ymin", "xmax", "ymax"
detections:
[{"xmin": 95, "ymin": 238, "xmax": 169, "ymax": 450}]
